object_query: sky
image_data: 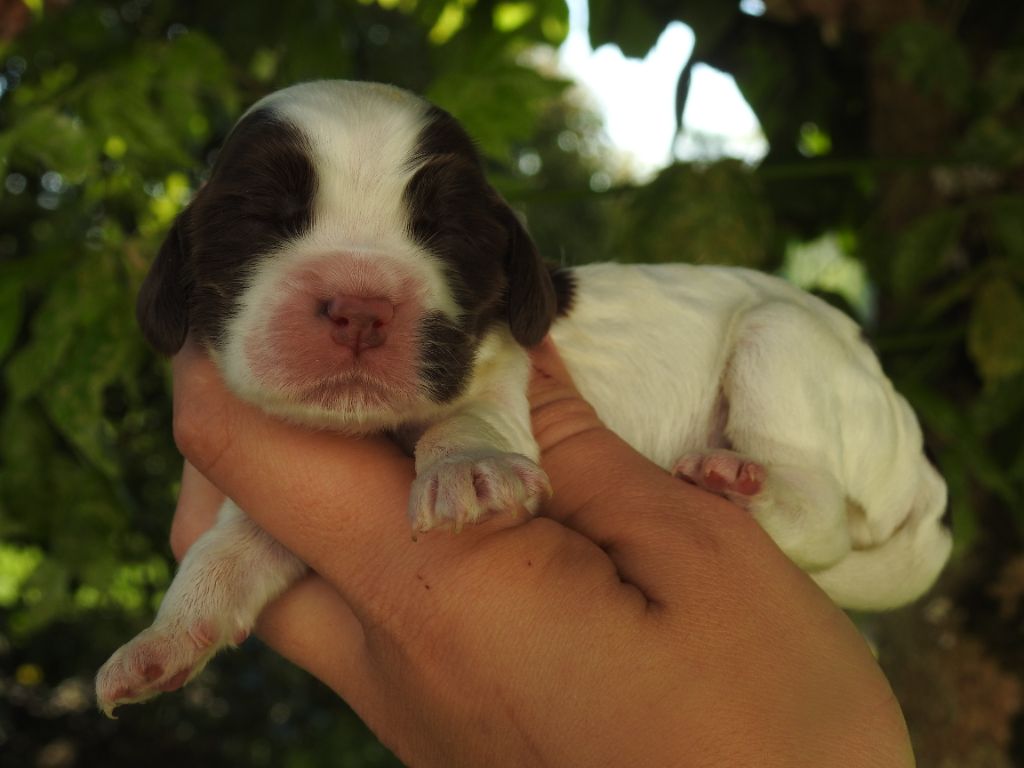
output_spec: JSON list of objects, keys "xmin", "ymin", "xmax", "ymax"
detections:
[
  {"xmin": 555, "ymin": 0, "xmax": 870, "ymax": 315},
  {"xmin": 558, "ymin": 0, "xmax": 768, "ymax": 179}
]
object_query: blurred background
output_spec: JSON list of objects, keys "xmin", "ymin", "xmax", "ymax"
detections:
[{"xmin": 1, "ymin": 0, "xmax": 1022, "ymax": 765}]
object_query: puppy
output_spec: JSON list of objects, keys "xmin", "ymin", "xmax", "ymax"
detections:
[{"xmin": 96, "ymin": 80, "xmax": 952, "ymax": 715}]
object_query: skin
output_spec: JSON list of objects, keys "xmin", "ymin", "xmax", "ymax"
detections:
[{"xmin": 169, "ymin": 337, "xmax": 915, "ymax": 768}]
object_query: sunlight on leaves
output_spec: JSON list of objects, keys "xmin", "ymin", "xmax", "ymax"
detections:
[
  {"xmin": 103, "ymin": 135, "xmax": 127, "ymax": 159},
  {"xmin": 147, "ymin": 172, "xmax": 192, "ymax": 230},
  {"xmin": 782, "ymin": 232, "xmax": 871, "ymax": 319},
  {"xmin": 429, "ymin": 0, "xmax": 475, "ymax": 44},
  {"xmin": 494, "ymin": 2, "xmax": 535, "ymax": 32},
  {"xmin": 541, "ymin": 13, "xmax": 568, "ymax": 43},
  {"xmin": 249, "ymin": 48, "xmax": 280, "ymax": 83},
  {"xmin": 361, "ymin": 0, "xmax": 419, "ymax": 12},
  {"xmin": 797, "ymin": 122, "xmax": 831, "ymax": 157},
  {"xmin": 105, "ymin": 557, "xmax": 170, "ymax": 612},
  {"xmin": 0, "ymin": 544, "xmax": 43, "ymax": 606}
]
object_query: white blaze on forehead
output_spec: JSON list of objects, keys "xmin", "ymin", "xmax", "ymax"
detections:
[
  {"xmin": 260, "ymin": 81, "xmax": 458, "ymax": 317},
  {"xmin": 267, "ymin": 81, "xmax": 428, "ymax": 244}
]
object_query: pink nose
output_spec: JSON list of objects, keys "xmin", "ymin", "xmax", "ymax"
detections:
[{"xmin": 324, "ymin": 295, "xmax": 395, "ymax": 352}]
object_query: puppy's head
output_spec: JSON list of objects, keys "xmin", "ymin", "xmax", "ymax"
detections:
[{"xmin": 139, "ymin": 80, "xmax": 557, "ymax": 430}]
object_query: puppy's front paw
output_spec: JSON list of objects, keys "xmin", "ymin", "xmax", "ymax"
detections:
[
  {"xmin": 409, "ymin": 451, "xmax": 551, "ymax": 533},
  {"xmin": 95, "ymin": 616, "xmax": 249, "ymax": 717}
]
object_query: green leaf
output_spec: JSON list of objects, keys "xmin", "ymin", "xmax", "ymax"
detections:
[
  {"xmin": 984, "ymin": 48, "xmax": 1024, "ymax": 114},
  {"xmin": 587, "ymin": 0, "xmax": 666, "ymax": 58},
  {"xmin": 614, "ymin": 160, "xmax": 773, "ymax": 267},
  {"xmin": 943, "ymin": 459, "xmax": 976, "ymax": 555},
  {"xmin": 5, "ymin": 107, "xmax": 98, "ymax": 182},
  {"xmin": 0, "ymin": 404, "xmax": 56, "ymax": 536},
  {"xmin": 984, "ymin": 195, "xmax": 1024, "ymax": 264},
  {"xmin": 677, "ymin": 1, "xmax": 738, "ymax": 62},
  {"xmin": 879, "ymin": 21, "xmax": 971, "ymax": 111},
  {"xmin": 970, "ymin": 372, "xmax": 1024, "ymax": 436},
  {"xmin": 428, "ymin": 46, "xmax": 567, "ymax": 160},
  {"xmin": 968, "ymin": 278, "xmax": 1024, "ymax": 386},
  {"xmin": 889, "ymin": 208, "xmax": 965, "ymax": 298},
  {"xmin": 41, "ymin": 324, "xmax": 136, "ymax": 478},
  {"xmin": 0, "ymin": 271, "xmax": 24, "ymax": 362},
  {"xmin": 11, "ymin": 559, "xmax": 71, "ymax": 638},
  {"xmin": 5, "ymin": 258, "xmax": 99, "ymax": 402},
  {"xmin": 959, "ymin": 114, "xmax": 1024, "ymax": 166},
  {"xmin": 0, "ymin": 544, "xmax": 44, "ymax": 607}
]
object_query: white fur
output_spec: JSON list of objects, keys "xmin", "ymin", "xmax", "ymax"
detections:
[
  {"xmin": 548, "ymin": 263, "xmax": 952, "ymax": 610},
  {"xmin": 97, "ymin": 81, "xmax": 952, "ymax": 715}
]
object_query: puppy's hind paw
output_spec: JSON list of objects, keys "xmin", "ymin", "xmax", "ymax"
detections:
[{"xmin": 673, "ymin": 450, "xmax": 765, "ymax": 504}]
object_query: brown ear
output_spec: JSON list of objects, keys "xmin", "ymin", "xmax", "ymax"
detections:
[
  {"xmin": 501, "ymin": 206, "xmax": 556, "ymax": 347},
  {"xmin": 137, "ymin": 213, "xmax": 191, "ymax": 355}
]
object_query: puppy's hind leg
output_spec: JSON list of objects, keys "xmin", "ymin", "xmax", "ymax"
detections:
[
  {"xmin": 96, "ymin": 500, "xmax": 306, "ymax": 716},
  {"xmin": 678, "ymin": 300, "xmax": 869, "ymax": 571},
  {"xmin": 674, "ymin": 449, "xmax": 851, "ymax": 571}
]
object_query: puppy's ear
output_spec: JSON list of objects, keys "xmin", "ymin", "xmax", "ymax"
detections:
[
  {"xmin": 137, "ymin": 212, "xmax": 191, "ymax": 355},
  {"xmin": 501, "ymin": 205, "xmax": 556, "ymax": 347}
]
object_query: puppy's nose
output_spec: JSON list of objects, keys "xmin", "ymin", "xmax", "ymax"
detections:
[{"xmin": 324, "ymin": 295, "xmax": 394, "ymax": 352}]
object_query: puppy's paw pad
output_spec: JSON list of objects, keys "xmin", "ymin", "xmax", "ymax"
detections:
[
  {"xmin": 673, "ymin": 451, "xmax": 765, "ymax": 500},
  {"xmin": 410, "ymin": 452, "xmax": 550, "ymax": 533},
  {"xmin": 95, "ymin": 618, "xmax": 243, "ymax": 717}
]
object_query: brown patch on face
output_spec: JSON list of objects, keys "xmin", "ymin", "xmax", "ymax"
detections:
[
  {"xmin": 137, "ymin": 108, "xmax": 317, "ymax": 355},
  {"xmin": 404, "ymin": 105, "xmax": 558, "ymax": 401}
]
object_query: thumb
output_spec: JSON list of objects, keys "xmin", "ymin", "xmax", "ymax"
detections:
[
  {"xmin": 527, "ymin": 336, "xmax": 606, "ymax": 455},
  {"xmin": 527, "ymin": 337, "xmax": 675, "ymax": 526}
]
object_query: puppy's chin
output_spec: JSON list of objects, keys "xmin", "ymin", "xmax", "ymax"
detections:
[{"xmin": 234, "ymin": 375, "xmax": 428, "ymax": 434}]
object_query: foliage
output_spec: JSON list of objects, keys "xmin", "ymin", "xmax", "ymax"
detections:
[
  {"xmin": 0, "ymin": 0, "xmax": 569, "ymax": 764},
  {"xmin": 2, "ymin": 0, "xmax": 1023, "ymax": 765}
]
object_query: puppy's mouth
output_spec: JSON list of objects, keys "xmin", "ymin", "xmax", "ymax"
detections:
[{"xmin": 294, "ymin": 370, "xmax": 400, "ymax": 410}]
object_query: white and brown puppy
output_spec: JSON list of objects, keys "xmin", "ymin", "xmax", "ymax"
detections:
[{"xmin": 97, "ymin": 80, "xmax": 952, "ymax": 715}]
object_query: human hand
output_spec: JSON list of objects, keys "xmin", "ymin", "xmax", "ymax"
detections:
[{"xmin": 169, "ymin": 337, "xmax": 913, "ymax": 768}]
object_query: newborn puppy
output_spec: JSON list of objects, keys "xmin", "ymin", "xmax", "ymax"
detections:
[{"xmin": 96, "ymin": 80, "xmax": 952, "ymax": 715}]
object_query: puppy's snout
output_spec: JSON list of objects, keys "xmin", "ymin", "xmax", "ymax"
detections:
[{"xmin": 324, "ymin": 295, "xmax": 394, "ymax": 352}]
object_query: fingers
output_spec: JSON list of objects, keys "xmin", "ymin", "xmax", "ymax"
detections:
[
  {"xmin": 169, "ymin": 460, "xmax": 225, "ymax": 560},
  {"xmin": 255, "ymin": 574, "xmax": 375, "ymax": 703},
  {"xmin": 528, "ymin": 337, "xmax": 759, "ymax": 599},
  {"xmin": 170, "ymin": 339, "xmax": 492, "ymax": 619},
  {"xmin": 528, "ymin": 337, "xmax": 678, "ymax": 531},
  {"xmin": 527, "ymin": 336, "xmax": 606, "ymax": 457}
]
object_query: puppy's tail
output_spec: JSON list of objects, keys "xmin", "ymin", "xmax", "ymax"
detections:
[{"xmin": 811, "ymin": 460, "xmax": 952, "ymax": 612}]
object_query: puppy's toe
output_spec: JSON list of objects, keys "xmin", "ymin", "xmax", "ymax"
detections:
[
  {"xmin": 673, "ymin": 450, "xmax": 765, "ymax": 502},
  {"xmin": 409, "ymin": 451, "xmax": 551, "ymax": 534},
  {"xmin": 95, "ymin": 618, "xmax": 244, "ymax": 717}
]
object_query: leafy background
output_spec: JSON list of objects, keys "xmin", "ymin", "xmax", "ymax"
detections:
[{"xmin": 1, "ymin": 0, "xmax": 1022, "ymax": 765}]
